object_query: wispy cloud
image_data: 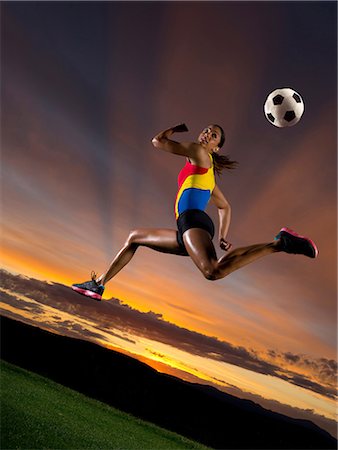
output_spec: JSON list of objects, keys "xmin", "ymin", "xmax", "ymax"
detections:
[
  {"xmin": 1, "ymin": 269, "xmax": 336, "ymax": 437},
  {"xmin": 1, "ymin": 270, "xmax": 335, "ymax": 401}
]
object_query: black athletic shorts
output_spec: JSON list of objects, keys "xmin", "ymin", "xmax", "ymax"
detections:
[{"xmin": 176, "ymin": 209, "xmax": 215, "ymax": 256}]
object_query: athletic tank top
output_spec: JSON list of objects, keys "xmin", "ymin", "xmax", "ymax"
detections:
[{"xmin": 175, "ymin": 153, "xmax": 215, "ymax": 219}]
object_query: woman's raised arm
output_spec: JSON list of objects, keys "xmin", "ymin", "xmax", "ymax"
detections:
[{"xmin": 151, "ymin": 123, "xmax": 203, "ymax": 159}]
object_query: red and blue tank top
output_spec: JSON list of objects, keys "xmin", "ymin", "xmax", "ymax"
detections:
[{"xmin": 175, "ymin": 153, "xmax": 215, "ymax": 219}]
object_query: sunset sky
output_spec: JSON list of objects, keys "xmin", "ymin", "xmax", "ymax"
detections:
[{"xmin": 1, "ymin": 0, "xmax": 337, "ymax": 437}]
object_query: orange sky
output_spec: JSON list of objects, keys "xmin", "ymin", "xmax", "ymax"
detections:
[
  {"xmin": 0, "ymin": 272, "xmax": 336, "ymax": 437},
  {"xmin": 1, "ymin": 0, "xmax": 337, "ymax": 437}
]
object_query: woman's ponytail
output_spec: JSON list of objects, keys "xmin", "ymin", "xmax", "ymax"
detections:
[
  {"xmin": 212, "ymin": 124, "xmax": 238, "ymax": 176},
  {"xmin": 212, "ymin": 153, "xmax": 238, "ymax": 176}
]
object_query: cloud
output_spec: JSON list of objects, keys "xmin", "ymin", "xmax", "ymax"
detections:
[
  {"xmin": 0, "ymin": 290, "xmax": 44, "ymax": 316},
  {"xmin": 279, "ymin": 373, "xmax": 336, "ymax": 400},
  {"xmin": 267, "ymin": 350, "xmax": 337, "ymax": 398},
  {"xmin": 1, "ymin": 269, "xmax": 336, "ymax": 402},
  {"xmin": 54, "ymin": 320, "xmax": 107, "ymax": 342}
]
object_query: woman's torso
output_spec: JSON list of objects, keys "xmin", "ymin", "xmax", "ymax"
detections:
[{"xmin": 175, "ymin": 152, "xmax": 215, "ymax": 219}]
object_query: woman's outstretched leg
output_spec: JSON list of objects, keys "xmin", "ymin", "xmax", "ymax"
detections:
[
  {"xmin": 183, "ymin": 229, "xmax": 280, "ymax": 280},
  {"xmin": 96, "ymin": 228, "xmax": 185, "ymax": 285},
  {"xmin": 183, "ymin": 227, "xmax": 317, "ymax": 281},
  {"xmin": 215, "ymin": 241, "xmax": 280, "ymax": 278},
  {"xmin": 72, "ymin": 228, "xmax": 185, "ymax": 299}
]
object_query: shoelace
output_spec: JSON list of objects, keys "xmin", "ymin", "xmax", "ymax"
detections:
[{"xmin": 91, "ymin": 271, "xmax": 99, "ymax": 284}]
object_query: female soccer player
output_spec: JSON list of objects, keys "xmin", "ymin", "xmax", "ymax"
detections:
[{"xmin": 72, "ymin": 123, "xmax": 318, "ymax": 300}]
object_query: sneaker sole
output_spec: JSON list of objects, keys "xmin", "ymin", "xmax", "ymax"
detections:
[
  {"xmin": 280, "ymin": 227, "xmax": 319, "ymax": 258},
  {"xmin": 71, "ymin": 286, "xmax": 102, "ymax": 301}
]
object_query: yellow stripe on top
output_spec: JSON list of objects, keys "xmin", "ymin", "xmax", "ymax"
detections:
[{"xmin": 175, "ymin": 153, "xmax": 215, "ymax": 219}]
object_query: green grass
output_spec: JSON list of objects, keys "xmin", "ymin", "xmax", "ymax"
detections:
[{"xmin": 1, "ymin": 360, "xmax": 209, "ymax": 449}]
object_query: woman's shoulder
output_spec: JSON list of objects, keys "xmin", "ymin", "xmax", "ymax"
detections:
[{"xmin": 188, "ymin": 151, "xmax": 212, "ymax": 169}]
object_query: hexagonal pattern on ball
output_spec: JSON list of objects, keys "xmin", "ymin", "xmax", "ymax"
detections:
[{"xmin": 263, "ymin": 87, "xmax": 304, "ymax": 128}]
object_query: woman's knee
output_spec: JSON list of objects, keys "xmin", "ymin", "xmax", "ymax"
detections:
[
  {"xmin": 205, "ymin": 264, "xmax": 231, "ymax": 281},
  {"xmin": 201, "ymin": 262, "xmax": 220, "ymax": 281},
  {"xmin": 126, "ymin": 229, "xmax": 144, "ymax": 247}
]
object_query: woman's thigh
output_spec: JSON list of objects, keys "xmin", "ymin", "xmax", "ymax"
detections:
[
  {"xmin": 182, "ymin": 228, "xmax": 218, "ymax": 278},
  {"xmin": 129, "ymin": 228, "xmax": 187, "ymax": 255}
]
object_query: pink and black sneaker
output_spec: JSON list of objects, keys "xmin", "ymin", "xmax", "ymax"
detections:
[
  {"xmin": 274, "ymin": 227, "xmax": 318, "ymax": 259},
  {"xmin": 72, "ymin": 271, "xmax": 104, "ymax": 301}
]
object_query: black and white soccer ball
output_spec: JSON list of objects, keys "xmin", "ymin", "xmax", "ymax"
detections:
[{"xmin": 264, "ymin": 88, "xmax": 304, "ymax": 128}]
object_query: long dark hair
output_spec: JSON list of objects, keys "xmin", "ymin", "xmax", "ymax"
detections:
[{"xmin": 211, "ymin": 124, "xmax": 238, "ymax": 176}]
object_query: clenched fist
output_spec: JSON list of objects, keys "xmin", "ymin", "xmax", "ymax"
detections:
[
  {"xmin": 172, "ymin": 123, "xmax": 189, "ymax": 133},
  {"xmin": 220, "ymin": 238, "xmax": 232, "ymax": 251}
]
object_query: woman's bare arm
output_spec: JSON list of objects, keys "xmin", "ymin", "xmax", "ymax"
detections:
[
  {"xmin": 151, "ymin": 123, "xmax": 204, "ymax": 160},
  {"xmin": 211, "ymin": 184, "xmax": 232, "ymax": 251}
]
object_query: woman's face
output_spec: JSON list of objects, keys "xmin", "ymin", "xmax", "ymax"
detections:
[{"xmin": 198, "ymin": 125, "xmax": 222, "ymax": 150}]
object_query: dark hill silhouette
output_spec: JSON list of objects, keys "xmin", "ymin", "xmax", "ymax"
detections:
[{"xmin": 1, "ymin": 316, "xmax": 336, "ymax": 449}]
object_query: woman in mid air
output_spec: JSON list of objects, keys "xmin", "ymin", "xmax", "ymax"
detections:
[{"xmin": 72, "ymin": 123, "xmax": 318, "ymax": 300}]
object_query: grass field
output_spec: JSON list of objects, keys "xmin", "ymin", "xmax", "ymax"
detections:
[{"xmin": 1, "ymin": 360, "xmax": 209, "ymax": 449}]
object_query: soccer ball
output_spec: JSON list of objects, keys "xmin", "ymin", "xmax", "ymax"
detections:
[{"xmin": 264, "ymin": 88, "xmax": 304, "ymax": 128}]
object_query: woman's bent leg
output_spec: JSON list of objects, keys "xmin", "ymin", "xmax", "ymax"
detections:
[
  {"xmin": 97, "ymin": 229, "xmax": 184, "ymax": 285},
  {"xmin": 183, "ymin": 229, "xmax": 280, "ymax": 280},
  {"xmin": 216, "ymin": 241, "xmax": 280, "ymax": 278}
]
